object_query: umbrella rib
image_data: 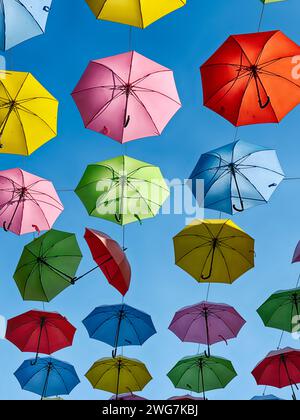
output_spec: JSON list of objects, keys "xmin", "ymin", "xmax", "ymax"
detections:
[
  {"xmin": 216, "ymin": 246, "xmax": 233, "ymax": 284},
  {"xmin": 83, "ymin": 91, "xmax": 124, "ymax": 128},
  {"xmin": 51, "ymin": 365, "xmax": 71, "ymax": 395},
  {"xmin": 15, "ymin": 103, "xmax": 57, "ymax": 135},
  {"xmin": 219, "ymin": 242, "xmax": 254, "ymax": 266},
  {"xmin": 129, "ymin": 90, "xmax": 160, "ymax": 135},
  {"xmin": 129, "ymin": 177, "xmax": 169, "ymax": 193},
  {"xmin": 132, "ymin": 86, "xmax": 182, "ymax": 107},
  {"xmin": 8, "ymin": 104, "xmax": 29, "ymax": 155},
  {"xmin": 15, "ymin": 0, "xmax": 45, "ymax": 33},
  {"xmin": 234, "ymin": 170, "xmax": 268, "ymax": 203}
]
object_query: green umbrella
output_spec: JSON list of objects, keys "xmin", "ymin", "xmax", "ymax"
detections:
[
  {"xmin": 167, "ymin": 354, "xmax": 237, "ymax": 399},
  {"xmin": 14, "ymin": 229, "xmax": 82, "ymax": 302},
  {"xmin": 257, "ymin": 288, "xmax": 300, "ymax": 333},
  {"xmin": 75, "ymin": 155, "xmax": 170, "ymax": 226}
]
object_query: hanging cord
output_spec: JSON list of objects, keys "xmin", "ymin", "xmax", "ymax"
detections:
[
  {"xmin": 257, "ymin": 3, "xmax": 265, "ymax": 32},
  {"xmin": 205, "ymin": 283, "xmax": 211, "ymax": 301},
  {"xmin": 129, "ymin": 26, "xmax": 133, "ymax": 51},
  {"xmin": 233, "ymin": 127, "xmax": 239, "ymax": 142},
  {"xmin": 296, "ymin": 274, "xmax": 300, "ymax": 289}
]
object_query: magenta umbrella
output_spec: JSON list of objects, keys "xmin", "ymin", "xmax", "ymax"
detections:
[
  {"xmin": 168, "ymin": 395, "xmax": 204, "ymax": 401},
  {"xmin": 169, "ymin": 301, "xmax": 246, "ymax": 356},
  {"xmin": 110, "ymin": 393, "xmax": 147, "ymax": 401},
  {"xmin": 72, "ymin": 50, "xmax": 181, "ymax": 143},
  {"xmin": 0, "ymin": 168, "xmax": 63, "ymax": 235},
  {"xmin": 292, "ymin": 241, "xmax": 300, "ymax": 263}
]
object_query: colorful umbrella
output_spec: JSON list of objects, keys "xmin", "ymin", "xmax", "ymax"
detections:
[
  {"xmin": 0, "ymin": 71, "xmax": 58, "ymax": 155},
  {"xmin": 0, "ymin": 168, "xmax": 63, "ymax": 235},
  {"xmin": 252, "ymin": 348, "xmax": 300, "ymax": 400},
  {"xmin": 83, "ymin": 228, "xmax": 131, "ymax": 296},
  {"xmin": 14, "ymin": 357, "xmax": 80, "ymax": 399},
  {"xmin": 168, "ymin": 395, "xmax": 204, "ymax": 401},
  {"xmin": 85, "ymin": 0, "xmax": 186, "ymax": 28},
  {"xmin": 257, "ymin": 288, "xmax": 300, "ymax": 333},
  {"xmin": 251, "ymin": 395, "xmax": 283, "ymax": 400},
  {"xmin": 110, "ymin": 393, "xmax": 147, "ymax": 400},
  {"xmin": 6, "ymin": 310, "xmax": 76, "ymax": 363},
  {"xmin": 0, "ymin": 1, "xmax": 52, "ymax": 50},
  {"xmin": 85, "ymin": 356, "xmax": 152, "ymax": 398},
  {"xmin": 14, "ymin": 229, "xmax": 82, "ymax": 302},
  {"xmin": 72, "ymin": 51, "xmax": 181, "ymax": 143},
  {"xmin": 169, "ymin": 301, "xmax": 246, "ymax": 356},
  {"xmin": 200, "ymin": 31, "xmax": 300, "ymax": 126},
  {"xmin": 82, "ymin": 304, "xmax": 156, "ymax": 356},
  {"xmin": 260, "ymin": 1, "xmax": 286, "ymax": 3},
  {"xmin": 75, "ymin": 155, "xmax": 170, "ymax": 225},
  {"xmin": 292, "ymin": 241, "xmax": 300, "ymax": 263},
  {"xmin": 167, "ymin": 354, "xmax": 237, "ymax": 400},
  {"xmin": 173, "ymin": 219, "xmax": 255, "ymax": 283},
  {"xmin": 189, "ymin": 140, "xmax": 284, "ymax": 214}
]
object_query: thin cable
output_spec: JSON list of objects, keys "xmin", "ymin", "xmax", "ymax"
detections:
[
  {"xmin": 277, "ymin": 331, "xmax": 284, "ymax": 350},
  {"xmin": 296, "ymin": 273, "xmax": 300, "ymax": 288},
  {"xmin": 233, "ymin": 127, "xmax": 239, "ymax": 141},
  {"xmin": 129, "ymin": 26, "xmax": 133, "ymax": 51},
  {"xmin": 205, "ymin": 283, "xmax": 211, "ymax": 301},
  {"xmin": 257, "ymin": 3, "xmax": 265, "ymax": 32},
  {"xmin": 283, "ymin": 177, "xmax": 300, "ymax": 181}
]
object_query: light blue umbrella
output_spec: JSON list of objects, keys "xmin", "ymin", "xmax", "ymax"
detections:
[
  {"xmin": 0, "ymin": 0, "xmax": 52, "ymax": 50},
  {"xmin": 189, "ymin": 140, "xmax": 284, "ymax": 215},
  {"xmin": 251, "ymin": 395, "xmax": 284, "ymax": 400}
]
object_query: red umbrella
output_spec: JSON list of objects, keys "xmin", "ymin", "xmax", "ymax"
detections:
[
  {"xmin": 201, "ymin": 31, "xmax": 300, "ymax": 126},
  {"xmin": 252, "ymin": 348, "xmax": 300, "ymax": 400},
  {"xmin": 6, "ymin": 310, "xmax": 76, "ymax": 363}
]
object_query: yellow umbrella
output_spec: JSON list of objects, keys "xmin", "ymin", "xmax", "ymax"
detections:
[
  {"xmin": 173, "ymin": 219, "xmax": 255, "ymax": 284},
  {"xmin": 0, "ymin": 71, "xmax": 58, "ymax": 155},
  {"xmin": 85, "ymin": 0, "xmax": 186, "ymax": 28},
  {"xmin": 85, "ymin": 356, "xmax": 152, "ymax": 397}
]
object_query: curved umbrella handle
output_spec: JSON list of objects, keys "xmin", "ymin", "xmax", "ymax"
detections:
[
  {"xmin": 115, "ymin": 213, "xmax": 122, "ymax": 223},
  {"xmin": 204, "ymin": 349, "xmax": 211, "ymax": 358},
  {"xmin": 32, "ymin": 225, "xmax": 40, "ymax": 235},
  {"xmin": 219, "ymin": 335, "xmax": 228, "ymax": 346},
  {"xmin": 233, "ymin": 202, "xmax": 244, "ymax": 212},
  {"xmin": 258, "ymin": 96, "xmax": 270, "ymax": 109},
  {"xmin": 112, "ymin": 349, "xmax": 117, "ymax": 359},
  {"xmin": 134, "ymin": 214, "xmax": 142, "ymax": 225},
  {"xmin": 3, "ymin": 221, "xmax": 8, "ymax": 232},
  {"xmin": 124, "ymin": 115, "xmax": 130, "ymax": 128}
]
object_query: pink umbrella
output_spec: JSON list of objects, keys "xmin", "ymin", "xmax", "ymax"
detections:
[
  {"xmin": 0, "ymin": 168, "xmax": 63, "ymax": 235},
  {"xmin": 292, "ymin": 241, "xmax": 300, "ymax": 263},
  {"xmin": 110, "ymin": 393, "xmax": 147, "ymax": 401},
  {"xmin": 169, "ymin": 301, "xmax": 246, "ymax": 356},
  {"xmin": 72, "ymin": 51, "xmax": 181, "ymax": 143},
  {"xmin": 168, "ymin": 395, "xmax": 204, "ymax": 400}
]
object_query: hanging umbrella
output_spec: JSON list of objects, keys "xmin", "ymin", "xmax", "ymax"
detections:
[
  {"xmin": 14, "ymin": 229, "xmax": 82, "ymax": 302},
  {"xmin": 252, "ymin": 348, "xmax": 300, "ymax": 400},
  {"xmin": 173, "ymin": 219, "xmax": 255, "ymax": 283},
  {"xmin": 257, "ymin": 288, "xmax": 300, "ymax": 333},
  {"xmin": 85, "ymin": 0, "xmax": 186, "ymax": 28},
  {"xmin": 167, "ymin": 354, "xmax": 237, "ymax": 400},
  {"xmin": 251, "ymin": 395, "xmax": 283, "ymax": 400},
  {"xmin": 110, "ymin": 393, "xmax": 147, "ymax": 400},
  {"xmin": 0, "ymin": 71, "xmax": 58, "ymax": 155},
  {"xmin": 0, "ymin": 1, "xmax": 52, "ymax": 50},
  {"xmin": 82, "ymin": 304, "xmax": 156, "ymax": 356},
  {"xmin": 200, "ymin": 31, "xmax": 300, "ymax": 126},
  {"xmin": 0, "ymin": 168, "xmax": 63, "ymax": 235},
  {"xmin": 189, "ymin": 140, "xmax": 284, "ymax": 214},
  {"xmin": 72, "ymin": 51, "xmax": 181, "ymax": 143},
  {"xmin": 168, "ymin": 395, "xmax": 204, "ymax": 400},
  {"xmin": 292, "ymin": 241, "xmax": 300, "ymax": 263},
  {"xmin": 83, "ymin": 228, "xmax": 131, "ymax": 296},
  {"xmin": 85, "ymin": 356, "xmax": 152, "ymax": 399},
  {"xmin": 14, "ymin": 357, "xmax": 80, "ymax": 399},
  {"xmin": 260, "ymin": 1, "xmax": 286, "ymax": 3},
  {"xmin": 6, "ymin": 310, "xmax": 76, "ymax": 363},
  {"xmin": 169, "ymin": 301, "xmax": 246, "ymax": 356},
  {"xmin": 75, "ymin": 155, "xmax": 169, "ymax": 225}
]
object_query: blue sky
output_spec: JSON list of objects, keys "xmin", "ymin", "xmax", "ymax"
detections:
[{"xmin": 0, "ymin": 0, "xmax": 300, "ymax": 400}]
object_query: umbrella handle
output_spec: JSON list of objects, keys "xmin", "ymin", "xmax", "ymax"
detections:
[
  {"xmin": 233, "ymin": 203, "xmax": 244, "ymax": 212},
  {"xmin": 124, "ymin": 115, "xmax": 130, "ymax": 128},
  {"xmin": 3, "ymin": 221, "xmax": 8, "ymax": 232},
  {"xmin": 204, "ymin": 349, "xmax": 211, "ymax": 358},
  {"xmin": 115, "ymin": 213, "xmax": 122, "ymax": 223},
  {"xmin": 259, "ymin": 96, "xmax": 270, "ymax": 109},
  {"xmin": 112, "ymin": 349, "xmax": 117, "ymax": 358}
]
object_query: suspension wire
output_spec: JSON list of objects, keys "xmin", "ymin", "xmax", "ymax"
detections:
[
  {"xmin": 205, "ymin": 283, "xmax": 211, "ymax": 302},
  {"xmin": 129, "ymin": 26, "xmax": 133, "ymax": 51},
  {"xmin": 296, "ymin": 273, "xmax": 300, "ymax": 289},
  {"xmin": 257, "ymin": 3, "xmax": 265, "ymax": 32},
  {"xmin": 233, "ymin": 127, "xmax": 239, "ymax": 141}
]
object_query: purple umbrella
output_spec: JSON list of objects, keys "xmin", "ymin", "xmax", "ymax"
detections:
[
  {"xmin": 110, "ymin": 393, "xmax": 147, "ymax": 400},
  {"xmin": 169, "ymin": 301, "xmax": 246, "ymax": 356}
]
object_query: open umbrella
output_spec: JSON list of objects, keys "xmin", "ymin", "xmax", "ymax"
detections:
[
  {"xmin": 173, "ymin": 219, "xmax": 255, "ymax": 283},
  {"xmin": 0, "ymin": 71, "xmax": 58, "ymax": 155},
  {"xmin": 75, "ymin": 155, "xmax": 169, "ymax": 226},
  {"xmin": 82, "ymin": 304, "xmax": 156, "ymax": 356},
  {"xmin": 292, "ymin": 241, "xmax": 300, "ymax": 263},
  {"xmin": 189, "ymin": 140, "xmax": 284, "ymax": 214},
  {"xmin": 252, "ymin": 348, "xmax": 300, "ymax": 400},
  {"xmin": 72, "ymin": 51, "xmax": 181, "ymax": 143},
  {"xmin": 14, "ymin": 357, "xmax": 80, "ymax": 399},
  {"xmin": 169, "ymin": 301, "xmax": 246, "ymax": 356},
  {"xmin": 200, "ymin": 31, "xmax": 300, "ymax": 126},
  {"xmin": 0, "ymin": 168, "xmax": 63, "ymax": 235},
  {"xmin": 0, "ymin": 1, "xmax": 52, "ymax": 50},
  {"xmin": 85, "ymin": 1, "xmax": 186, "ymax": 28},
  {"xmin": 85, "ymin": 356, "xmax": 152, "ymax": 399},
  {"xmin": 251, "ymin": 395, "xmax": 283, "ymax": 400},
  {"xmin": 14, "ymin": 229, "xmax": 82, "ymax": 302},
  {"xmin": 168, "ymin": 395, "xmax": 204, "ymax": 401},
  {"xmin": 167, "ymin": 354, "xmax": 237, "ymax": 400},
  {"xmin": 6, "ymin": 310, "xmax": 76, "ymax": 364},
  {"xmin": 110, "ymin": 393, "xmax": 147, "ymax": 400}
]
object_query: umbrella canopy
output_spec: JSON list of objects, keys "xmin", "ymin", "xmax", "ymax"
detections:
[
  {"xmin": 0, "ymin": 71, "xmax": 58, "ymax": 155},
  {"xmin": 169, "ymin": 301, "xmax": 246, "ymax": 355},
  {"xmin": 292, "ymin": 241, "xmax": 300, "ymax": 263},
  {"xmin": 257, "ymin": 288, "xmax": 300, "ymax": 333},
  {"xmin": 72, "ymin": 51, "xmax": 181, "ymax": 143},
  {"xmin": 0, "ymin": 1, "xmax": 52, "ymax": 50},
  {"xmin": 110, "ymin": 393, "xmax": 147, "ymax": 400},
  {"xmin": 85, "ymin": 356, "xmax": 152, "ymax": 397},
  {"xmin": 85, "ymin": 0, "xmax": 186, "ymax": 29},
  {"xmin": 173, "ymin": 219, "xmax": 255, "ymax": 284},
  {"xmin": 84, "ymin": 228, "xmax": 131, "ymax": 296},
  {"xmin": 82, "ymin": 304, "xmax": 156, "ymax": 355},
  {"xmin": 75, "ymin": 155, "xmax": 169, "ymax": 226},
  {"xmin": 251, "ymin": 395, "xmax": 283, "ymax": 400},
  {"xmin": 6, "ymin": 310, "xmax": 76, "ymax": 362},
  {"xmin": 14, "ymin": 357, "xmax": 80, "ymax": 399},
  {"xmin": 189, "ymin": 140, "xmax": 284, "ymax": 215},
  {"xmin": 200, "ymin": 31, "xmax": 300, "ymax": 126},
  {"xmin": 252, "ymin": 348, "xmax": 300, "ymax": 400},
  {"xmin": 167, "ymin": 354, "xmax": 237, "ymax": 399},
  {"xmin": 260, "ymin": 1, "xmax": 285, "ymax": 3},
  {"xmin": 14, "ymin": 229, "xmax": 82, "ymax": 302},
  {"xmin": 168, "ymin": 395, "xmax": 204, "ymax": 400},
  {"xmin": 0, "ymin": 168, "xmax": 63, "ymax": 235}
]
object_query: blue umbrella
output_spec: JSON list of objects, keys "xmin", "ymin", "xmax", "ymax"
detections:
[
  {"xmin": 189, "ymin": 140, "xmax": 284, "ymax": 215},
  {"xmin": 251, "ymin": 395, "xmax": 284, "ymax": 401},
  {"xmin": 14, "ymin": 357, "xmax": 80, "ymax": 399},
  {"xmin": 82, "ymin": 304, "xmax": 156, "ymax": 356},
  {"xmin": 0, "ymin": 1, "xmax": 52, "ymax": 50}
]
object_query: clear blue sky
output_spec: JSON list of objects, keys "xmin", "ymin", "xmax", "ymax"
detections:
[{"xmin": 0, "ymin": 0, "xmax": 300, "ymax": 400}]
